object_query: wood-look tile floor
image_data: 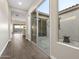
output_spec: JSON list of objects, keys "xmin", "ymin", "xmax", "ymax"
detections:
[{"xmin": 0, "ymin": 34, "xmax": 50, "ymax": 59}]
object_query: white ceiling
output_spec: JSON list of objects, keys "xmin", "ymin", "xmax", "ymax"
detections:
[
  {"xmin": 8, "ymin": 0, "xmax": 43, "ymax": 22},
  {"xmin": 11, "ymin": 8, "xmax": 27, "ymax": 19},
  {"xmin": 8, "ymin": 0, "xmax": 36, "ymax": 11}
]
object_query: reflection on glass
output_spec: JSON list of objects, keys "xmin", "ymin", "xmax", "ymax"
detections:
[
  {"xmin": 31, "ymin": 0, "xmax": 50, "ymax": 55},
  {"xmin": 37, "ymin": 0, "xmax": 50, "ymax": 55},
  {"xmin": 38, "ymin": 18, "xmax": 47, "ymax": 36},
  {"xmin": 31, "ymin": 11, "xmax": 37, "ymax": 43},
  {"xmin": 59, "ymin": 0, "xmax": 79, "ymax": 47}
]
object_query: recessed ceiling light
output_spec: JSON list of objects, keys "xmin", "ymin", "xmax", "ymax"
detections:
[{"xmin": 18, "ymin": 2, "xmax": 22, "ymax": 5}]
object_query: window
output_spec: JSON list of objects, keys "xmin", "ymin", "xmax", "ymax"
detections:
[
  {"xmin": 58, "ymin": 0, "xmax": 79, "ymax": 47},
  {"xmin": 38, "ymin": 18, "xmax": 47, "ymax": 36},
  {"xmin": 13, "ymin": 24, "xmax": 25, "ymax": 33}
]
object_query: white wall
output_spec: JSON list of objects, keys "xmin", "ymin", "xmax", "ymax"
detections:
[
  {"xmin": 50, "ymin": 0, "xmax": 79, "ymax": 59},
  {"xmin": 0, "ymin": 0, "xmax": 9, "ymax": 55}
]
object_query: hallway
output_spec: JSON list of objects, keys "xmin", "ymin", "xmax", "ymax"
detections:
[
  {"xmin": 0, "ymin": 34, "xmax": 50, "ymax": 59},
  {"xmin": 1, "ymin": 0, "xmax": 79, "ymax": 59}
]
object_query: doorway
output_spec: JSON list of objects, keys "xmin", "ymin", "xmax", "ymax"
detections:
[{"xmin": 13, "ymin": 24, "xmax": 26, "ymax": 39}]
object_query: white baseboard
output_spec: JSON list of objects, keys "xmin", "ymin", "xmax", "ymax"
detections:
[
  {"xmin": 50, "ymin": 56, "xmax": 57, "ymax": 59},
  {"xmin": 0, "ymin": 40, "xmax": 10, "ymax": 56}
]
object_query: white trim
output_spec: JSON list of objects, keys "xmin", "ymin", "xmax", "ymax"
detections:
[
  {"xmin": 36, "ymin": 10, "xmax": 39, "ymax": 45},
  {"xmin": 28, "ymin": 0, "xmax": 44, "ymax": 13},
  {"xmin": 0, "ymin": 40, "xmax": 10, "ymax": 56},
  {"xmin": 57, "ymin": 42, "xmax": 79, "ymax": 50},
  {"xmin": 27, "ymin": 12, "xmax": 31, "ymax": 41},
  {"xmin": 50, "ymin": 56, "xmax": 57, "ymax": 59}
]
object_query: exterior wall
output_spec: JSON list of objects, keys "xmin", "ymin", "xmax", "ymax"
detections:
[
  {"xmin": 59, "ymin": 9, "xmax": 79, "ymax": 42},
  {"xmin": 50, "ymin": 0, "xmax": 79, "ymax": 59},
  {"xmin": 0, "ymin": 0, "xmax": 9, "ymax": 56}
]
